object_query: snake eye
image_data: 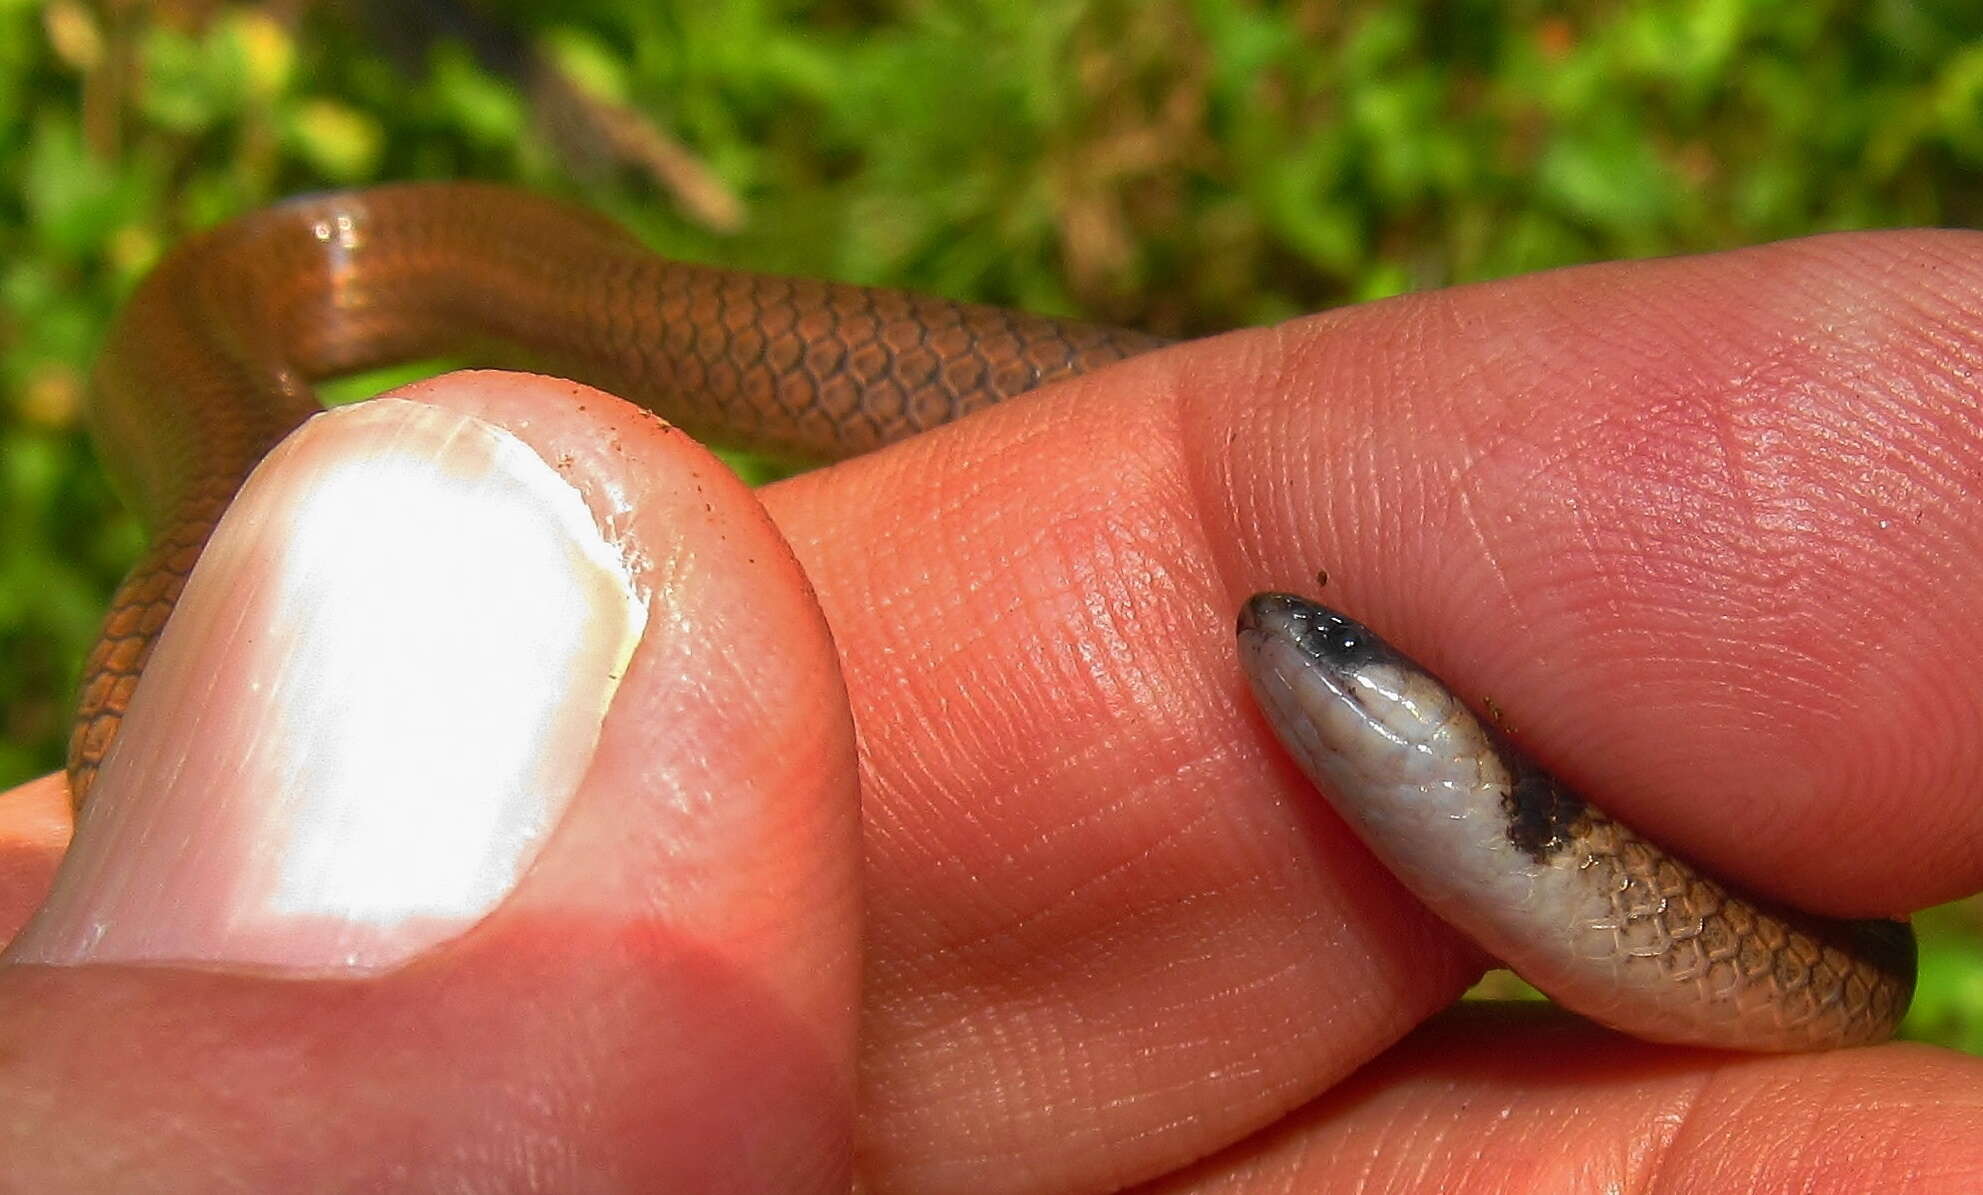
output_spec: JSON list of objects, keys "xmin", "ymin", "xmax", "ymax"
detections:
[{"xmin": 1306, "ymin": 608, "xmax": 1371, "ymax": 663}]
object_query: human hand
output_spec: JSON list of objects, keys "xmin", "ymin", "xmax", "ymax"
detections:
[{"xmin": 3, "ymin": 232, "xmax": 1982, "ymax": 1191}]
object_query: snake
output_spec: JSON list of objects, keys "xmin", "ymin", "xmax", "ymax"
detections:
[{"xmin": 68, "ymin": 181, "xmax": 1913, "ymax": 1051}]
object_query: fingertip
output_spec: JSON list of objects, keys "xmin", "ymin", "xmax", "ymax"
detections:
[
  {"xmin": 1198, "ymin": 233, "xmax": 1983, "ymax": 912},
  {"xmin": 13, "ymin": 396, "xmax": 648, "ymax": 972},
  {"xmin": 0, "ymin": 373, "xmax": 859, "ymax": 1187},
  {"xmin": 398, "ymin": 372, "xmax": 862, "ymax": 1031},
  {"xmin": 0, "ymin": 774, "xmax": 70, "ymax": 947},
  {"xmin": 354, "ymin": 371, "xmax": 866, "ymax": 1177}
]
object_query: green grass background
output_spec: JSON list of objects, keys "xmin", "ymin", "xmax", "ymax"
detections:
[{"xmin": 1, "ymin": 0, "xmax": 1979, "ymax": 1051}]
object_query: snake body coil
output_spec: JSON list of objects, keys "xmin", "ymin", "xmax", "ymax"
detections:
[{"xmin": 72, "ymin": 182, "xmax": 1164, "ymax": 801}]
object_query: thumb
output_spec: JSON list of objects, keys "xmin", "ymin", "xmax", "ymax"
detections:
[
  {"xmin": 0, "ymin": 372, "xmax": 860, "ymax": 1192},
  {"xmin": 0, "ymin": 773, "xmax": 67, "ymax": 945}
]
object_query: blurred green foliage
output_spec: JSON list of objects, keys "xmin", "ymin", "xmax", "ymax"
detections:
[{"xmin": 1, "ymin": 0, "xmax": 1979, "ymax": 1049}]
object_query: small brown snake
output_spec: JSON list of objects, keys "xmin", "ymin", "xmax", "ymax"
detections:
[{"xmin": 71, "ymin": 183, "xmax": 1912, "ymax": 1049}]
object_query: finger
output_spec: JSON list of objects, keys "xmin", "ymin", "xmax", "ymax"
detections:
[
  {"xmin": 1, "ymin": 372, "xmax": 859, "ymax": 1191},
  {"xmin": 0, "ymin": 773, "xmax": 68, "ymax": 945},
  {"xmin": 1139, "ymin": 1005, "xmax": 1983, "ymax": 1193},
  {"xmin": 1201, "ymin": 230, "xmax": 1983, "ymax": 912},
  {"xmin": 763, "ymin": 230, "xmax": 1983, "ymax": 1192}
]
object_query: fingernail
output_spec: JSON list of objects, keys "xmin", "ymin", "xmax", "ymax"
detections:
[{"xmin": 10, "ymin": 398, "xmax": 645, "ymax": 972}]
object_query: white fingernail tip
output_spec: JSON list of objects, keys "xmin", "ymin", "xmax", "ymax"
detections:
[{"xmin": 13, "ymin": 398, "xmax": 646, "ymax": 972}]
